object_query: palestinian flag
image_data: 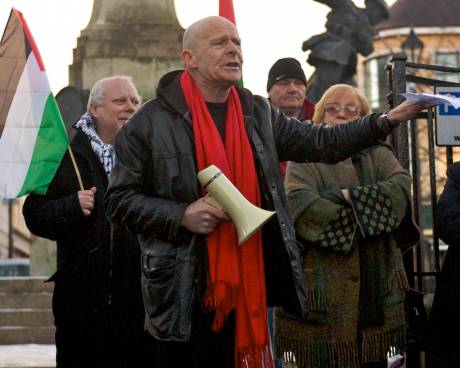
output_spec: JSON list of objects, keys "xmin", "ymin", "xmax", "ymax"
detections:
[{"xmin": 0, "ymin": 8, "xmax": 68, "ymax": 199}]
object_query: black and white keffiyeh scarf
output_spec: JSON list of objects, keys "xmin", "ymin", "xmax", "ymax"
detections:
[{"xmin": 75, "ymin": 113, "xmax": 115, "ymax": 175}]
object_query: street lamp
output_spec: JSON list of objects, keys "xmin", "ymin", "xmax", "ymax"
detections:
[{"xmin": 401, "ymin": 28, "xmax": 424, "ymax": 63}]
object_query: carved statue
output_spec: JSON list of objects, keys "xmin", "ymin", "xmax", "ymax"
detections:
[{"xmin": 303, "ymin": 0, "xmax": 389, "ymax": 102}]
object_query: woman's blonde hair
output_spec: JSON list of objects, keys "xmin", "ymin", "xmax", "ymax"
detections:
[{"xmin": 312, "ymin": 84, "xmax": 371, "ymax": 124}]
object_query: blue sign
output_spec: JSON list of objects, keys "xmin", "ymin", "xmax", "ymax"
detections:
[
  {"xmin": 435, "ymin": 87, "xmax": 460, "ymax": 146},
  {"xmin": 438, "ymin": 92, "xmax": 460, "ymax": 116}
]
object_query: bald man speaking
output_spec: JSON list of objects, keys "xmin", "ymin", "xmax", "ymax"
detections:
[{"xmin": 105, "ymin": 16, "xmax": 425, "ymax": 368}]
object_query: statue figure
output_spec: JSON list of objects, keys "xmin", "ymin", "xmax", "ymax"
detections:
[{"xmin": 303, "ymin": 0, "xmax": 389, "ymax": 102}]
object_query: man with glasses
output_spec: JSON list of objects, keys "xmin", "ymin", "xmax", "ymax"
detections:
[{"xmin": 23, "ymin": 76, "xmax": 153, "ymax": 368}]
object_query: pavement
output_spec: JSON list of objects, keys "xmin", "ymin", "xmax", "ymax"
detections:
[
  {"xmin": 0, "ymin": 345, "xmax": 55, "ymax": 368},
  {"xmin": 0, "ymin": 344, "xmax": 403, "ymax": 368}
]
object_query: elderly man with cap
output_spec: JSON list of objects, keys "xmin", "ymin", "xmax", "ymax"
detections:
[
  {"xmin": 267, "ymin": 57, "xmax": 314, "ymax": 121},
  {"xmin": 105, "ymin": 16, "xmax": 425, "ymax": 368},
  {"xmin": 267, "ymin": 57, "xmax": 315, "ymax": 177}
]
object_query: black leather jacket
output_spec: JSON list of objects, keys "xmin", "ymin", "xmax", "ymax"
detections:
[{"xmin": 105, "ymin": 70, "xmax": 394, "ymax": 342}]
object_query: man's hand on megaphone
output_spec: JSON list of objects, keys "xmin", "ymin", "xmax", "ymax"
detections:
[{"xmin": 181, "ymin": 198, "xmax": 230, "ymax": 234}]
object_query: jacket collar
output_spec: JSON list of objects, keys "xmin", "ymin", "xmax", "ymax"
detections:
[
  {"xmin": 156, "ymin": 70, "xmax": 255, "ymax": 120},
  {"xmin": 71, "ymin": 127, "xmax": 93, "ymax": 152}
]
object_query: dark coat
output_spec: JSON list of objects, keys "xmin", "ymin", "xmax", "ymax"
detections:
[
  {"xmin": 104, "ymin": 70, "xmax": 395, "ymax": 342},
  {"xmin": 430, "ymin": 162, "xmax": 460, "ymax": 364},
  {"xmin": 23, "ymin": 128, "xmax": 149, "ymax": 367}
]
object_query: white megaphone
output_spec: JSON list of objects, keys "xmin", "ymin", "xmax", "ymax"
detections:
[{"xmin": 197, "ymin": 165, "xmax": 276, "ymax": 245}]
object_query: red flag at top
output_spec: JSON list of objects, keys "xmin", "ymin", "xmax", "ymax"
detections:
[
  {"xmin": 219, "ymin": 0, "xmax": 243, "ymax": 86},
  {"xmin": 219, "ymin": 0, "xmax": 236, "ymax": 24}
]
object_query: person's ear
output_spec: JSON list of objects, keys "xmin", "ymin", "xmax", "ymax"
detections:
[
  {"xmin": 181, "ymin": 49, "xmax": 197, "ymax": 69},
  {"xmin": 89, "ymin": 105, "xmax": 98, "ymax": 119}
]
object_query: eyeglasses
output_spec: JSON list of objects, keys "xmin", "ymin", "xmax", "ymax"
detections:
[{"xmin": 324, "ymin": 103, "xmax": 361, "ymax": 118}]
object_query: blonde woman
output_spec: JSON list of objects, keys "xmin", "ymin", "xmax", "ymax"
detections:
[{"xmin": 275, "ymin": 84, "xmax": 420, "ymax": 368}]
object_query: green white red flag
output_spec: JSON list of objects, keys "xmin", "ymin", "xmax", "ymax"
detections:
[{"xmin": 0, "ymin": 8, "xmax": 68, "ymax": 199}]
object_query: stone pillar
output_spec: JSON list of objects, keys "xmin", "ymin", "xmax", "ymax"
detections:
[{"xmin": 69, "ymin": 0, "xmax": 184, "ymax": 99}]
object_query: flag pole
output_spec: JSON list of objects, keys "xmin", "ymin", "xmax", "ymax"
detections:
[{"xmin": 67, "ymin": 146, "xmax": 84, "ymax": 190}]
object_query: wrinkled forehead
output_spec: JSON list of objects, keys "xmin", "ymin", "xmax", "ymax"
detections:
[
  {"xmin": 204, "ymin": 17, "xmax": 238, "ymax": 35},
  {"xmin": 325, "ymin": 89, "xmax": 361, "ymax": 106},
  {"xmin": 104, "ymin": 79, "xmax": 139, "ymax": 99}
]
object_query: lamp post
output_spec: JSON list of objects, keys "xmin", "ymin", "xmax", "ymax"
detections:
[{"xmin": 401, "ymin": 28, "xmax": 424, "ymax": 63}]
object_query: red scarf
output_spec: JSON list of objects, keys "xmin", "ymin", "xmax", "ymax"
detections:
[{"xmin": 180, "ymin": 70, "xmax": 274, "ymax": 368}]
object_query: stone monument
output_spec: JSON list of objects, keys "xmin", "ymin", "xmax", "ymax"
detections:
[{"xmin": 69, "ymin": 0, "xmax": 184, "ymax": 99}]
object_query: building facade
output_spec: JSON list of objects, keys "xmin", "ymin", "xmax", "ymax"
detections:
[{"xmin": 358, "ymin": 0, "xmax": 460, "ymax": 112}]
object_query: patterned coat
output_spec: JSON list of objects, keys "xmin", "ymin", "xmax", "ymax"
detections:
[{"xmin": 276, "ymin": 143, "xmax": 419, "ymax": 368}]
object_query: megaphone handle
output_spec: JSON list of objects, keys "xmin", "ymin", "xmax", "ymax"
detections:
[{"xmin": 203, "ymin": 193, "xmax": 225, "ymax": 211}]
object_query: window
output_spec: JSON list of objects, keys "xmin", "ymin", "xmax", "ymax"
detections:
[
  {"xmin": 364, "ymin": 55, "xmax": 390, "ymax": 112},
  {"xmin": 435, "ymin": 52, "xmax": 460, "ymax": 83}
]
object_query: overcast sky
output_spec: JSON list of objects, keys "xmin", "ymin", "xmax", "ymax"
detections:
[{"xmin": 0, "ymin": 0, "xmax": 396, "ymax": 96}]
